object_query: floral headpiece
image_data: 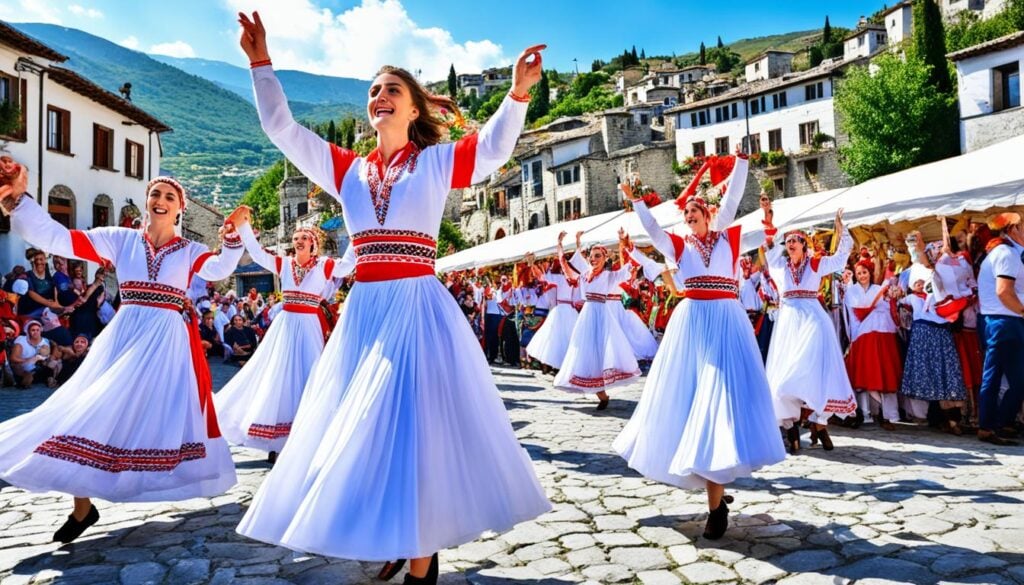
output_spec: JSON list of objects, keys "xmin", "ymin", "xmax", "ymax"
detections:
[
  {"xmin": 294, "ymin": 226, "xmax": 325, "ymax": 255},
  {"xmin": 675, "ymin": 155, "xmax": 738, "ymax": 217}
]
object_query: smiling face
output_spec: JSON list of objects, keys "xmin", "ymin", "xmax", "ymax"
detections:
[
  {"xmin": 589, "ymin": 247, "xmax": 607, "ymax": 268},
  {"xmin": 31, "ymin": 252, "xmax": 46, "ymax": 271},
  {"xmin": 146, "ymin": 183, "xmax": 182, "ymax": 226},
  {"xmin": 291, "ymin": 230, "xmax": 316, "ymax": 257},
  {"xmin": 26, "ymin": 322, "xmax": 41, "ymax": 341},
  {"xmin": 72, "ymin": 336, "xmax": 89, "ymax": 353},
  {"xmin": 368, "ymin": 73, "xmax": 417, "ymax": 134},
  {"xmin": 855, "ymin": 264, "xmax": 871, "ymax": 286},
  {"xmin": 683, "ymin": 201, "xmax": 709, "ymax": 235}
]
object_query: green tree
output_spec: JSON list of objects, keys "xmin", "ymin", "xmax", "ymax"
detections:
[
  {"xmin": 640, "ymin": 48, "xmax": 646, "ymax": 60},
  {"xmin": 437, "ymin": 218, "xmax": 467, "ymax": 257},
  {"xmin": 526, "ymin": 69, "xmax": 551, "ymax": 123},
  {"xmin": 717, "ymin": 36, "xmax": 724, "ymax": 48},
  {"xmin": 834, "ymin": 54, "xmax": 958, "ymax": 183},
  {"xmin": 447, "ymin": 64, "xmax": 458, "ymax": 98},
  {"xmin": 631, "ymin": 45, "xmax": 638, "ymax": 62},
  {"xmin": 699, "ymin": 42, "xmax": 706, "ymax": 65},
  {"xmin": 823, "ymin": 16, "xmax": 833, "ymax": 44},
  {"xmin": 240, "ymin": 160, "xmax": 285, "ymax": 231},
  {"xmin": 809, "ymin": 45, "xmax": 824, "ymax": 68},
  {"xmin": 707, "ymin": 46, "xmax": 741, "ymax": 75},
  {"xmin": 339, "ymin": 117, "xmax": 356, "ymax": 149},
  {"xmin": 913, "ymin": 0, "xmax": 954, "ymax": 94},
  {"xmin": 326, "ymin": 120, "xmax": 337, "ymax": 145},
  {"xmin": 591, "ymin": 59, "xmax": 604, "ymax": 72}
]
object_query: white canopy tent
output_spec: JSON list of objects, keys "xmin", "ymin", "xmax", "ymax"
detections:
[{"xmin": 437, "ymin": 135, "xmax": 1024, "ymax": 271}]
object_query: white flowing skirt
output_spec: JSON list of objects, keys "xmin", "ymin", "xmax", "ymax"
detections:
[
  {"xmin": 614, "ymin": 298, "xmax": 786, "ymax": 489},
  {"xmin": 215, "ymin": 310, "xmax": 325, "ymax": 452},
  {"xmin": 609, "ymin": 303, "xmax": 659, "ymax": 360},
  {"xmin": 767, "ymin": 298, "xmax": 857, "ymax": 424},
  {"xmin": 553, "ymin": 301, "xmax": 641, "ymax": 394},
  {"xmin": 0, "ymin": 305, "xmax": 235, "ymax": 502},
  {"xmin": 236, "ymin": 275, "xmax": 550, "ymax": 561},
  {"xmin": 526, "ymin": 303, "xmax": 577, "ymax": 368}
]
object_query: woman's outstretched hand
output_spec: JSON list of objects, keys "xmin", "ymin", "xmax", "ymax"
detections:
[
  {"xmin": 512, "ymin": 45, "xmax": 547, "ymax": 97},
  {"xmin": 238, "ymin": 11, "xmax": 270, "ymax": 64}
]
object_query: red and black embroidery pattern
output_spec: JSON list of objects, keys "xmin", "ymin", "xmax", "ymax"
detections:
[
  {"xmin": 222, "ymin": 233, "xmax": 243, "ymax": 249},
  {"xmin": 787, "ymin": 257, "xmax": 809, "ymax": 286},
  {"xmin": 120, "ymin": 280, "xmax": 187, "ymax": 310},
  {"xmin": 685, "ymin": 231, "xmax": 722, "ymax": 267},
  {"xmin": 783, "ymin": 290, "xmax": 819, "ymax": 300},
  {"xmin": 351, "ymin": 229, "xmax": 436, "ymax": 268},
  {"xmin": 282, "ymin": 290, "xmax": 322, "ymax": 308},
  {"xmin": 34, "ymin": 435, "xmax": 206, "ymax": 473},
  {"xmin": 143, "ymin": 234, "xmax": 189, "ymax": 281},
  {"xmin": 247, "ymin": 423, "xmax": 292, "ymax": 440},
  {"xmin": 683, "ymin": 276, "xmax": 739, "ymax": 295},
  {"xmin": 569, "ymin": 368, "xmax": 641, "ymax": 389},
  {"xmin": 584, "ymin": 293, "xmax": 607, "ymax": 303},
  {"xmin": 366, "ymin": 146, "xmax": 420, "ymax": 226},
  {"xmin": 290, "ymin": 256, "xmax": 319, "ymax": 287}
]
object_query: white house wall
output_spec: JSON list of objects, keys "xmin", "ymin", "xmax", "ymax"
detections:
[
  {"xmin": 955, "ymin": 44, "xmax": 1024, "ymax": 118},
  {"xmin": 551, "ymin": 137, "xmax": 590, "ymax": 167}
]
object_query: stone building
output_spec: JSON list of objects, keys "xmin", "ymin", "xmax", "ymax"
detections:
[
  {"xmin": 949, "ymin": 31, "xmax": 1024, "ymax": 153},
  {"xmin": 182, "ymin": 196, "xmax": 224, "ymax": 250}
]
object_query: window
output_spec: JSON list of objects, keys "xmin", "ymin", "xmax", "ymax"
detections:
[
  {"xmin": 803, "ymin": 158, "xmax": 819, "ymax": 177},
  {"xmin": 556, "ymin": 165, "xmax": 580, "ymax": 186},
  {"xmin": 754, "ymin": 62, "xmax": 761, "ymax": 73},
  {"xmin": 640, "ymin": 113, "xmax": 649, "ymax": 125},
  {"xmin": 698, "ymin": 110, "xmax": 708, "ymax": 125},
  {"xmin": 772, "ymin": 91, "xmax": 788, "ymax": 109},
  {"xmin": 731, "ymin": 103, "xmax": 738, "ymax": 118},
  {"xmin": 557, "ymin": 198, "xmax": 582, "ymax": 221},
  {"xmin": 858, "ymin": 35, "xmax": 865, "ymax": 47},
  {"xmin": 47, "ymin": 106, "xmax": 71, "ymax": 153},
  {"xmin": 125, "ymin": 140, "xmax": 144, "ymax": 179},
  {"xmin": 297, "ymin": 202, "xmax": 309, "ymax": 216},
  {"xmin": 742, "ymin": 133, "xmax": 762, "ymax": 153},
  {"xmin": 768, "ymin": 128, "xmax": 783, "ymax": 152},
  {"xmin": 92, "ymin": 204, "xmax": 109, "ymax": 227},
  {"xmin": 92, "ymin": 124, "xmax": 114, "ymax": 170},
  {"xmin": 877, "ymin": 33, "xmax": 886, "ymax": 44},
  {"xmin": 799, "ymin": 121, "xmax": 819, "ymax": 146},
  {"xmin": 690, "ymin": 112, "xmax": 698, "ymax": 127},
  {"xmin": 715, "ymin": 136, "xmax": 729, "ymax": 155},
  {"xmin": 749, "ymin": 98, "xmax": 761, "ymax": 115},
  {"xmin": 692, "ymin": 141, "xmax": 706, "ymax": 157},
  {"xmin": 993, "ymin": 62, "xmax": 1021, "ymax": 112},
  {"xmin": 773, "ymin": 177, "xmax": 786, "ymax": 195},
  {"xmin": 805, "ymin": 82, "xmax": 825, "ymax": 101},
  {"xmin": 530, "ymin": 160, "xmax": 542, "ymax": 198},
  {"xmin": 0, "ymin": 73, "xmax": 27, "ymax": 141}
]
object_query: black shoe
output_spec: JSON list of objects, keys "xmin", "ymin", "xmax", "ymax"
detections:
[
  {"xmin": 703, "ymin": 501, "xmax": 729, "ymax": 540},
  {"xmin": 267, "ymin": 451, "xmax": 278, "ymax": 464},
  {"xmin": 817, "ymin": 427, "xmax": 834, "ymax": 451},
  {"xmin": 377, "ymin": 559, "xmax": 406, "ymax": 581},
  {"xmin": 596, "ymin": 398, "xmax": 609, "ymax": 411},
  {"xmin": 850, "ymin": 408, "xmax": 864, "ymax": 429},
  {"xmin": 785, "ymin": 426, "xmax": 801, "ymax": 453},
  {"xmin": 53, "ymin": 505, "xmax": 99, "ymax": 544},
  {"xmin": 402, "ymin": 554, "xmax": 438, "ymax": 585},
  {"xmin": 809, "ymin": 426, "xmax": 819, "ymax": 446}
]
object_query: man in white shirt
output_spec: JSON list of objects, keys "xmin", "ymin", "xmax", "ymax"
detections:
[{"xmin": 976, "ymin": 212, "xmax": 1024, "ymax": 445}]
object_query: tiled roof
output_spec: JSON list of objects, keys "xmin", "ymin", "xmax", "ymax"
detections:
[{"xmin": 948, "ymin": 30, "xmax": 1024, "ymax": 62}]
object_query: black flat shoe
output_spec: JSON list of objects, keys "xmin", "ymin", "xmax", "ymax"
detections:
[
  {"xmin": 809, "ymin": 426, "xmax": 820, "ymax": 446},
  {"xmin": 267, "ymin": 451, "xmax": 278, "ymax": 464},
  {"xmin": 702, "ymin": 500, "xmax": 729, "ymax": 540},
  {"xmin": 403, "ymin": 554, "xmax": 438, "ymax": 585},
  {"xmin": 53, "ymin": 505, "xmax": 99, "ymax": 544},
  {"xmin": 377, "ymin": 559, "xmax": 406, "ymax": 581},
  {"xmin": 817, "ymin": 427, "xmax": 834, "ymax": 451},
  {"xmin": 596, "ymin": 399, "xmax": 609, "ymax": 411},
  {"xmin": 786, "ymin": 426, "xmax": 801, "ymax": 453}
]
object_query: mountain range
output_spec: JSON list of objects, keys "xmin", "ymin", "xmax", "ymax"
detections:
[{"xmin": 12, "ymin": 23, "xmax": 366, "ymax": 208}]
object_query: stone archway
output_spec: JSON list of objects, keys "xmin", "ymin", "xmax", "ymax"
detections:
[
  {"xmin": 119, "ymin": 203, "xmax": 141, "ymax": 228},
  {"xmin": 92, "ymin": 194, "xmax": 113, "ymax": 227},
  {"xmin": 528, "ymin": 213, "xmax": 539, "ymax": 230},
  {"xmin": 494, "ymin": 228, "xmax": 506, "ymax": 240},
  {"xmin": 47, "ymin": 185, "xmax": 75, "ymax": 228}
]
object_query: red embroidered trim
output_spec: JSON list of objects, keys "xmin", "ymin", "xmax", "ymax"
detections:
[
  {"xmin": 247, "ymin": 422, "xmax": 292, "ymax": 440},
  {"xmin": 685, "ymin": 231, "xmax": 722, "ymax": 268},
  {"xmin": 787, "ymin": 256, "xmax": 809, "ymax": 287},
  {"xmin": 683, "ymin": 276, "xmax": 739, "ymax": 295},
  {"xmin": 508, "ymin": 90, "xmax": 531, "ymax": 103},
  {"xmin": 143, "ymin": 234, "xmax": 189, "ymax": 281},
  {"xmin": 34, "ymin": 435, "xmax": 206, "ymax": 473},
  {"xmin": 569, "ymin": 368, "xmax": 640, "ymax": 388},
  {"xmin": 250, "ymin": 59, "xmax": 272, "ymax": 68},
  {"xmin": 823, "ymin": 396, "xmax": 858, "ymax": 415},
  {"xmin": 452, "ymin": 134, "xmax": 479, "ymax": 189},
  {"xmin": 120, "ymin": 280, "xmax": 187, "ymax": 311},
  {"xmin": 584, "ymin": 293, "xmax": 606, "ymax": 303},
  {"xmin": 366, "ymin": 145, "xmax": 419, "ymax": 225},
  {"xmin": 290, "ymin": 256, "xmax": 318, "ymax": 287},
  {"xmin": 222, "ymin": 233, "xmax": 243, "ymax": 249},
  {"xmin": 282, "ymin": 290, "xmax": 322, "ymax": 308},
  {"xmin": 783, "ymin": 290, "xmax": 819, "ymax": 300}
]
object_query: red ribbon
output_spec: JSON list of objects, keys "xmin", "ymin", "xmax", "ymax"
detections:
[
  {"xmin": 283, "ymin": 304, "xmax": 330, "ymax": 343},
  {"xmin": 185, "ymin": 307, "xmax": 220, "ymax": 439}
]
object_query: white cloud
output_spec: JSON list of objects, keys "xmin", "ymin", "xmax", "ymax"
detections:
[
  {"xmin": 68, "ymin": 4, "xmax": 103, "ymax": 18},
  {"xmin": 149, "ymin": 41, "xmax": 197, "ymax": 58},
  {"xmin": 0, "ymin": 0, "xmax": 63, "ymax": 24},
  {"xmin": 224, "ymin": 0, "xmax": 509, "ymax": 81},
  {"xmin": 119, "ymin": 36, "xmax": 140, "ymax": 50}
]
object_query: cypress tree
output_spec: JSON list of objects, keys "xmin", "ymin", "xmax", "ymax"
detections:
[
  {"xmin": 327, "ymin": 120, "xmax": 337, "ymax": 144},
  {"xmin": 717, "ymin": 36, "xmax": 724, "ymax": 48},
  {"xmin": 823, "ymin": 16, "xmax": 833, "ymax": 44},
  {"xmin": 447, "ymin": 64, "xmax": 458, "ymax": 98},
  {"xmin": 912, "ymin": 0, "xmax": 953, "ymax": 94},
  {"xmin": 699, "ymin": 42, "xmax": 706, "ymax": 65}
]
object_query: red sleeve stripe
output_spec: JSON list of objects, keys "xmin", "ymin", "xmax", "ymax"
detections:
[
  {"xmin": 191, "ymin": 252, "xmax": 215, "ymax": 277},
  {"xmin": 324, "ymin": 258, "xmax": 335, "ymax": 279},
  {"xmin": 275, "ymin": 256, "xmax": 283, "ymax": 275},
  {"xmin": 451, "ymin": 133, "xmax": 479, "ymax": 189},
  {"xmin": 330, "ymin": 144, "xmax": 357, "ymax": 193},
  {"xmin": 668, "ymin": 232, "xmax": 685, "ymax": 263},
  {"xmin": 70, "ymin": 230, "xmax": 106, "ymax": 265},
  {"xmin": 726, "ymin": 225, "xmax": 742, "ymax": 270}
]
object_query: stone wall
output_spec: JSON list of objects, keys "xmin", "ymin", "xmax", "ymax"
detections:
[
  {"xmin": 786, "ymin": 151, "xmax": 850, "ymax": 198},
  {"xmin": 963, "ymin": 109, "xmax": 1024, "ymax": 153},
  {"xmin": 601, "ymin": 114, "xmax": 649, "ymax": 154},
  {"xmin": 183, "ymin": 197, "xmax": 224, "ymax": 250}
]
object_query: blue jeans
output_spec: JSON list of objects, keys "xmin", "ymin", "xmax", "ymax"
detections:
[{"xmin": 978, "ymin": 315, "xmax": 1024, "ymax": 431}]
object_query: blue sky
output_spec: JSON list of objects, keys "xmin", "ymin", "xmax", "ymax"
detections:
[{"xmin": 2, "ymin": 0, "xmax": 889, "ymax": 80}]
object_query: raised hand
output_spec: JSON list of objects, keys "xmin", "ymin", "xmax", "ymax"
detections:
[
  {"xmin": 620, "ymin": 181, "xmax": 640, "ymax": 202},
  {"xmin": 512, "ymin": 44, "xmax": 547, "ymax": 97},
  {"xmin": 226, "ymin": 205, "xmax": 252, "ymax": 229},
  {"xmin": 237, "ymin": 11, "xmax": 270, "ymax": 63},
  {"xmin": 834, "ymin": 207, "xmax": 844, "ymax": 234},
  {"xmin": 557, "ymin": 230, "xmax": 567, "ymax": 245},
  {"xmin": 575, "ymin": 231, "xmax": 584, "ymax": 248}
]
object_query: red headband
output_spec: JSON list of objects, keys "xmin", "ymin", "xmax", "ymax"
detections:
[
  {"xmin": 146, "ymin": 176, "xmax": 187, "ymax": 211},
  {"xmin": 855, "ymin": 259, "xmax": 874, "ymax": 273},
  {"xmin": 294, "ymin": 227, "xmax": 322, "ymax": 254}
]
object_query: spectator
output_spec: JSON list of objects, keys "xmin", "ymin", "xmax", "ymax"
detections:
[
  {"xmin": 9, "ymin": 320, "xmax": 55, "ymax": 388},
  {"xmin": 3, "ymin": 265, "xmax": 26, "ymax": 293},
  {"xmin": 976, "ymin": 212, "xmax": 1024, "ymax": 445},
  {"xmin": 1, "ymin": 318, "xmax": 19, "ymax": 387},
  {"xmin": 55, "ymin": 333, "xmax": 90, "ymax": 385},
  {"xmin": 223, "ymin": 314, "xmax": 258, "ymax": 366},
  {"xmin": 70, "ymin": 264, "xmax": 87, "ymax": 300},
  {"xmin": 51, "ymin": 256, "xmax": 78, "ymax": 307},
  {"xmin": 1, "ymin": 278, "xmax": 25, "ymax": 321},
  {"xmin": 18, "ymin": 250, "xmax": 63, "ymax": 318},
  {"xmin": 199, "ymin": 311, "xmax": 224, "ymax": 357},
  {"xmin": 214, "ymin": 299, "xmax": 232, "ymax": 342},
  {"xmin": 69, "ymin": 267, "xmax": 107, "ymax": 338}
]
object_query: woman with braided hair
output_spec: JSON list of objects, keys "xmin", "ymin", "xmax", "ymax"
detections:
[
  {"xmin": 0, "ymin": 161, "xmax": 248, "ymax": 544},
  {"xmin": 214, "ymin": 219, "xmax": 354, "ymax": 463}
]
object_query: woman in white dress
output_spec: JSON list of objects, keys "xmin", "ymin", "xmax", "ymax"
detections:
[
  {"xmin": 553, "ymin": 230, "xmax": 641, "ymax": 409},
  {"xmin": 215, "ymin": 222, "xmax": 354, "ymax": 461},
  {"xmin": 613, "ymin": 154, "xmax": 785, "ymax": 540},
  {"xmin": 763, "ymin": 203, "xmax": 856, "ymax": 452},
  {"xmin": 0, "ymin": 167, "xmax": 247, "ymax": 544},
  {"xmin": 526, "ymin": 251, "xmax": 579, "ymax": 373},
  {"xmin": 606, "ymin": 255, "xmax": 660, "ymax": 362},
  {"xmin": 234, "ymin": 13, "xmax": 550, "ymax": 584}
]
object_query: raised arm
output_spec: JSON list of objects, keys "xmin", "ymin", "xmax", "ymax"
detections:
[
  {"xmin": 7, "ymin": 194, "xmax": 122, "ymax": 266},
  {"xmin": 816, "ymin": 210, "xmax": 853, "ymax": 275},
  {"xmin": 192, "ymin": 224, "xmax": 246, "ymax": 283},
  {"xmin": 631, "ymin": 200, "xmax": 680, "ymax": 262},
  {"xmin": 238, "ymin": 222, "xmax": 281, "ymax": 274},
  {"xmin": 710, "ymin": 154, "xmax": 749, "ymax": 230},
  {"xmin": 330, "ymin": 245, "xmax": 356, "ymax": 280}
]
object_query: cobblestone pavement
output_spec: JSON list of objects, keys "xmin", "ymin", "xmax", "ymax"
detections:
[{"xmin": 2, "ymin": 363, "xmax": 1024, "ymax": 584}]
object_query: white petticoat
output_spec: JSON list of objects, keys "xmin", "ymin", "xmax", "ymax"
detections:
[
  {"xmin": 614, "ymin": 298, "xmax": 786, "ymax": 489},
  {"xmin": 526, "ymin": 304, "xmax": 578, "ymax": 368},
  {"xmin": 215, "ymin": 310, "xmax": 325, "ymax": 452},
  {"xmin": 236, "ymin": 275, "xmax": 550, "ymax": 561},
  {"xmin": 767, "ymin": 298, "xmax": 857, "ymax": 425},
  {"xmin": 553, "ymin": 301, "xmax": 641, "ymax": 394},
  {"xmin": 608, "ymin": 303, "xmax": 659, "ymax": 360},
  {"xmin": 0, "ymin": 305, "xmax": 235, "ymax": 502}
]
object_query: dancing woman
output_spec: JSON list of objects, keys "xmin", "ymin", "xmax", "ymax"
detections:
[
  {"xmin": 234, "ymin": 12, "xmax": 550, "ymax": 584},
  {"xmin": 526, "ymin": 251, "xmax": 579, "ymax": 373},
  {"xmin": 0, "ymin": 163, "xmax": 247, "ymax": 543},
  {"xmin": 552, "ymin": 230, "xmax": 641, "ymax": 408},
  {"xmin": 613, "ymin": 154, "xmax": 785, "ymax": 539},
  {"xmin": 215, "ymin": 220, "xmax": 353, "ymax": 462}
]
